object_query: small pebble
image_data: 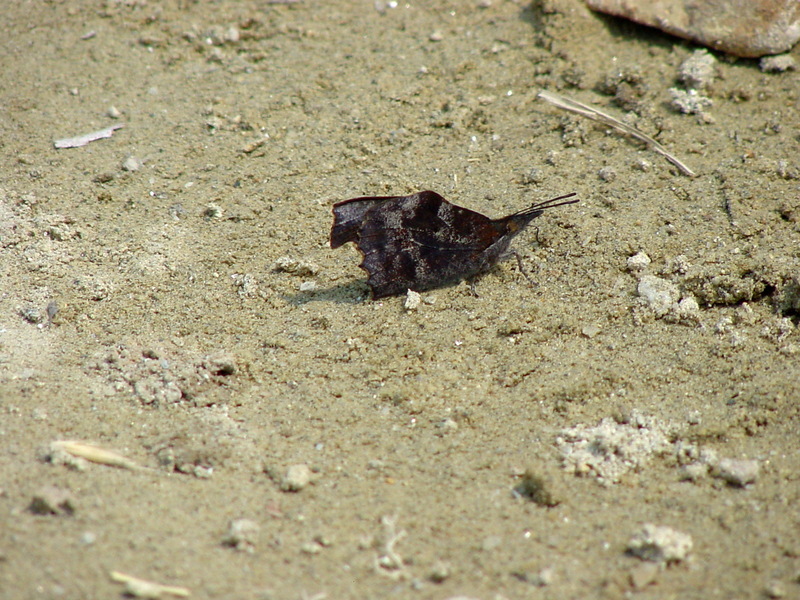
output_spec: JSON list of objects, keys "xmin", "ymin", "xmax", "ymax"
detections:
[
  {"xmin": 281, "ymin": 464, "xmax": 313, "ymax": 492},
  {"xmin": 679, "ymin": 462, "xmax": 708, "ymax": 481},
  {"xmin": 204, "ymin": 352, "xmax": 237, "ymax": 376},
  {"xmin": 598, "ymin": 166, "xmax": 617, "ymax": 182},
  {"xmin": 669, "ymin": 88, "xmax": 713, "ymax": 115},
  {"xmin": 429, "ymin": 561, "xmax": 451, "ymax": 583},
  {"xmin": 122, "ymin": 156, "xmax": 143, "ymax": 172},
  {"xmin": 404, "ymin": 289, "xmax": 421, "ymax": 310},
  {"xmin": 764, "ymin": 579, "xmax": 786, "ymax": 598},
  {"xmin": 107, "ymin": 105, "xmax": 122, "ymax": 119},
  {"xmin": 429, "ymin": 31, "xmax": 444, "ymax": 42},
  {"xmin": 273, "ymin": 256, "xmax": 320, "ymax": 277},
  {"xmin": 627, "ymin": 523, "xmax": 693, "ymax": 564},
  {"xmin": 222, "ymin": 518, "xmax": 260, "ymax": 552},
  {"xmin": 626, "ymin": 252, "xmax": 651, "ymax": 272},
  {"xmin": 714, "ymin": 458, "xmax": 759, "ymax": 486},
  {"xmin": 678, "ymin": 49, "xmax": 717, "ymax": 89},
  {"xmin": 298, "ymin": 281, "xmax": 318, "ymax": 292}
]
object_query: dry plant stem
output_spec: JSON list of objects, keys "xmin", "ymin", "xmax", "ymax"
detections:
[
  {"xmin": 538, "ymin": 90, "xmax": 696, "ymax": 177},
  {"xmin": 110, "ymin": 571, "xmax": 191, "ymax": 598}
]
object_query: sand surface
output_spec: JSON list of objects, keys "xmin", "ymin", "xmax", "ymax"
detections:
[{"xmin": 2, "ymin": 1, "xmax": 799, "ymax": 598}]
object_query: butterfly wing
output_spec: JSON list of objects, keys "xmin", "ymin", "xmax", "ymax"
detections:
[
  {"xmin": 355, "ymin": 191, "xmax": 498, "ymax": 298},
  {"xmin": 330, "ymin": 196, "xmax": 400, "ymax": 249}
]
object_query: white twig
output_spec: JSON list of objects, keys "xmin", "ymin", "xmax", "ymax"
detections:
[
  {"xmin": 538, "ymin": 90, "xmax": 696, "ymax": 177},
  {"xmin": 54, "ymin": 123, "xmax": 124, "ymax": 148}
]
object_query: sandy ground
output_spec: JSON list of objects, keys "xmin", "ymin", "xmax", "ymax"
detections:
[{"xmin": 2, "ymin": 1, "xmax": 799, "ymax": 598}]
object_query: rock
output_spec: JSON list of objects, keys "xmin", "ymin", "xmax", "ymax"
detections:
[{"xmin": 586, "ymin": 0, "xmax": 800, "ymax": 58}]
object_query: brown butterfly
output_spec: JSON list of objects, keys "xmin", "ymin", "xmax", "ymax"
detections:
[{"xmin": 330, "ymin": 190, "xmax": 578, "ymax": 299}]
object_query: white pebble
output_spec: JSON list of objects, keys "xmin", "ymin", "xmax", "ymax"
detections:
[
  {"xmin": 637, "ymin": 275, "xmax": 680, "ymax": 317},
  {"xmin": 626, "ymin": 252, "xmax": 651, "ymax": 272},
  {"xmin": 122, "ymin": 156, "xmax": 143, "ymax": 172},
  {"xmin": 714, "ymin": 458, "xmax": 759, "ymax": 487},
  {"xmin": 627, "ymin": 524, "xmax": 693, "ymax": 564},
  {"xmin": 404, "ymin": 289, "xmax": 421, "ymax": 310},
  {"xmin": 281, "ymin": 464, "xmax": 313, "ymax": 492}
]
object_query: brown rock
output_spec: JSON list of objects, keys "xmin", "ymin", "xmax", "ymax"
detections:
[{"xmin": 585, "ymin": 0, "xmax": 800, "ymax": 57}]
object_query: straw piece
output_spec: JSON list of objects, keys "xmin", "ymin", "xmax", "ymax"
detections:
[{"xmin": 538, "ymin": 90, "xmax": 696, "ymax": 177}]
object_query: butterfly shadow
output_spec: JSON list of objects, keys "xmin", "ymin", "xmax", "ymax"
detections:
[{"xmin": 281, "ymin": 280, "xmax": 373, "ymax": 306}]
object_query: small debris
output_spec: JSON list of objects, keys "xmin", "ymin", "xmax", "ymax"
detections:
[
  {"xmin": 404, "ymin": 289, "xmax": 422, "ymax": 310},
  {"xmin": 203, "ymin": 352, "xmax": 237, "ymax": 376},
  {"xmin": 678, "ymin": 49, "xmax": 717, "ymax": 90},
  {"xmin": 511, "ymin": 565, "xmax": 555, "ymax": 587},
  {"xmin": 558, "ymin": 411, "xmax": 673, "ymax": 484},
  {"xmin": 429, "ymin": 31, "xmax": 444, "ymax": 42},
  {"xmin": 20, "ymin": 306, "xmax": 44, "ymax": 324},
  {"xmin": 627, "ymin": 524, "xmax": 693, "ymax": 564},
  {"xmin": 428, "ymin": 561, "xmax": 451, "ymax": 583},
  {"xmin": 713, "ymin": 458, "xmax": 759, "ymax": 487},
  {"xmin": 626, "ymin": 252, "xmax": 651, "ymax": 272},
  {"xmin": 203, "ymin": 203, "xmax": 223, "ymax": 219},
  {"xmin": 273, "ymin": 256, "xmax": 320, "ymax": 277},
  {"xmin": 281, "ymin": 464, "xmax": 313, "ymax": 492},
  {"xmin": 598, "ymin": 166, "xmax": 616, "ymax": 182},
  {"xmin": 29, "ymin": 485, "xmax": 75, "ymax": 516},
  {"xmin": 54, "ymin": 123, "xmax": 124, "ymax": 149},
  {"xmin": 669, "ymin": 88, "xmax": 713, "ymax": 117},
  {"xmin": 222, "ymin": 518, "xmax": 260, "ymax": 553},
  {"xmin": 764, "ymin": 579, "xmax": 787, "ymax": 598},
  {"xmin": 110, "ymin": 571, "xmax": 190, "ymax": 598},
  {"xmin": 374, "ymin": 514, "xmax": 408, "ymax": 579},
  {"xmin": 298, "ymin": 280, "xmax": 318, "ymax": 292},
  {"xmin": 581, "ymin": 323, "xmax": 601, "ymax": 338},
  {"xmin": 107, "ymin": 106, "xmax": 122, "ymax": 119},
  {"xmin": 760, "ymin": 54, "xmax": 797, "ymax": 72},
  {"xmin": 637, "ymin": 275, "xmax": 680, "ymax": 317},
  {"xmin": 122, "ymin": 156, "xmax": 144, "ymax": 172}
]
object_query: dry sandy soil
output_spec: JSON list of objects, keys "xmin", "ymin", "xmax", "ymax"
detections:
[{"xmin": 2, "ymin": 1, "xmax": 799, "ymax": 599}]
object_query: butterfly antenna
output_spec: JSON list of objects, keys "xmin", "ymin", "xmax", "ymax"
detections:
[{"xmin": 514, "ymin": 192, "xmax": 579, "ymax": 218}]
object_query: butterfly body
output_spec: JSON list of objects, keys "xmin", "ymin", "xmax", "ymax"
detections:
[{"xmin": 331, "ymin": 190, "xmax": 577, "ymax": 299}]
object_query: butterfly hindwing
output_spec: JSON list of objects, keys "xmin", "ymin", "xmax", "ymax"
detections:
[{"xmin": 354, "ymin": 191, "xmax": 497, "ymax": 297}]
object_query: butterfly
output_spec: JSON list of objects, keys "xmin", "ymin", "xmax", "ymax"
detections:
[{"xmin": 330, "ymin": 190, "xmax": 578, "ymax": 299}]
